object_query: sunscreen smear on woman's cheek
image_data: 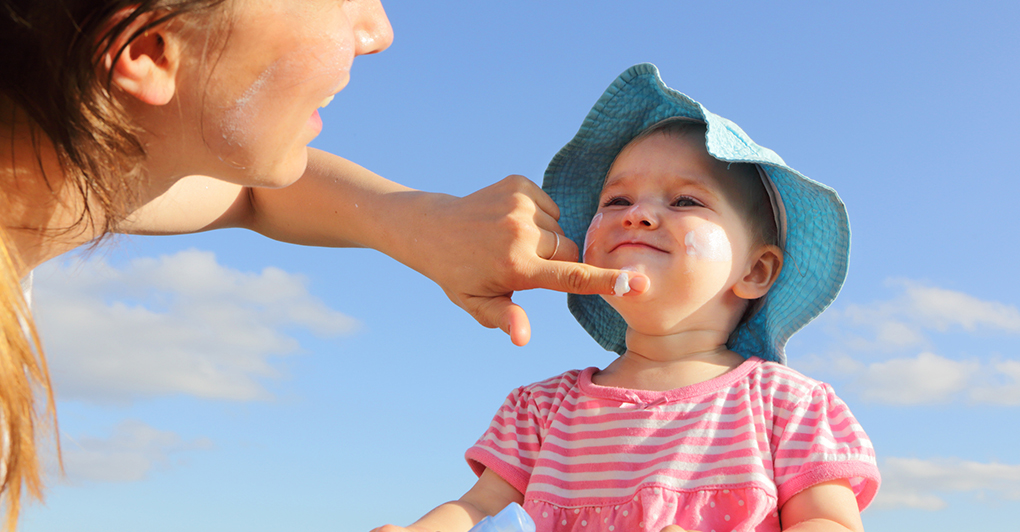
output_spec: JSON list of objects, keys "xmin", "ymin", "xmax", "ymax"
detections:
[
  {"xmin": 219, "ymin": 63, "xmax": 278, "ymax": 159},
  {"xmin": 214, "ymin": 23, "xmax": 355, "ymax": 170},
  {"xmin": 684, "ymin": 223, "xmax": 732, "ymax": 262}
]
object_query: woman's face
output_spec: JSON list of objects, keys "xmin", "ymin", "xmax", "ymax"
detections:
[{"xmin": 172, "ymin": 0, "xmax": 393, "ymax": 186}]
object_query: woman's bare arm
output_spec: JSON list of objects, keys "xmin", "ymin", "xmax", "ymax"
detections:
[{"xmin": 121, "ymin": 148, "xmax": 638, "ymax": 345}]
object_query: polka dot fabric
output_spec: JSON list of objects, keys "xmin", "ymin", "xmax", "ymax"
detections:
[
  {"xmin": 523, "ymin": 487, "xmax": 779, "ymax": 532},
  {"xmin": 543, "ymin": 63, "xmax": 851, "ymax": 365}
]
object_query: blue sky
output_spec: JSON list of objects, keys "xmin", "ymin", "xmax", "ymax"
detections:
[{"xmin": 22, "ymin": 1, "xmax": 1020, "ymax": 531}]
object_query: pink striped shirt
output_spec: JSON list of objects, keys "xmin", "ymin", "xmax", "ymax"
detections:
[{"xmin": 466, "ymin": 357, "xmax": 879, "ymax": 532}]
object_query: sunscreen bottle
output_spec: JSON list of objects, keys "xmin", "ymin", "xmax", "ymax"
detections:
[{"xmin": 467, "ymin": 502, "xmax": 535, "ymax": 532}]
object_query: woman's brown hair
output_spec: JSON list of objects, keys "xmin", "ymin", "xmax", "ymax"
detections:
[{"xmin": 1, "ymin": 0, "xmax": 227, "ymax": 528}]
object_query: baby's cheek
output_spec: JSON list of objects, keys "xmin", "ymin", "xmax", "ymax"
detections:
[{"xmin": 684, "ymin": 222, "xmax": 732, "ymax": 262}]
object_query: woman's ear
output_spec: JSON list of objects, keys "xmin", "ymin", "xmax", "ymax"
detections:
[
  {"xmin": 733, "ymin": 244, "xmax": 783, "ymax": 300},
  {"xmin": 102, "ymin": 10, "xmax": 181, "ymax": 106}
]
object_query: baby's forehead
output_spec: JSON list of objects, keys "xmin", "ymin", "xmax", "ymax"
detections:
[
  {"xmin": 599, "ymin": 169, "xmax": 718, "ymax": 196},
  {"xmin": 602, "ymin": 131, "xmax": 743, "ymax": 195}
]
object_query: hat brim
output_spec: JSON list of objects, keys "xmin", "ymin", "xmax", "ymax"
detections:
[{"xmin": 542, "ymin": 63, "xmax": 850, "ymax": 365}]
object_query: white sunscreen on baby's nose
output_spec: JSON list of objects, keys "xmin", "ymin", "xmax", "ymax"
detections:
[
  {"xmin": 684, "ymin": 223, "xmax": 732, "ymax": 262},
  {"xmin": 584, "ymin": 212, "xmax": 603, "ymax": 256}
]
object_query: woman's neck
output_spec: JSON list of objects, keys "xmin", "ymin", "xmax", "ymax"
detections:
[{"xmin": 1, "ymin": 98, "xmax": 101, "ymax": 274}]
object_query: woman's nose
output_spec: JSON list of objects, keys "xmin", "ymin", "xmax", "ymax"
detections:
[
  {"xmin": 354, "ymin": 0, "xmax": 394, "ymax": 56},
  {"xmin": 622, "ymin": 203, "xmax": 658, "ymax": 229}
]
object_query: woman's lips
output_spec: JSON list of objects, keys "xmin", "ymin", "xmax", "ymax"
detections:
[{"xmin": 308, "ymin": 108, "xmax": 323, "ymax": 133}]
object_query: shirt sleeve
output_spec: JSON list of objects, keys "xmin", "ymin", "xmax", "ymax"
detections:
[
  {"xmin": 465, "ymin": 385, "xmax": 547, "ymax": 495},
  {"xmin": 770, "ymin": 381, "xmax": 881, "ymax": 511}
]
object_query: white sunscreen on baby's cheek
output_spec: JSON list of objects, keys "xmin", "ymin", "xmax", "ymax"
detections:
[
  {"xmin": 583, "ymin": 212, "xmax": 603, "ymax": 256},
  {"xmin": 684, "ymin": 223, "xmax": 732, "ymax": 262}
]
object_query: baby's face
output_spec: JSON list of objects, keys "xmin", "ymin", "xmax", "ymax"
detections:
[{"xmin": 583, "ymin": 131, "xmax": 759, "ymax": 336}]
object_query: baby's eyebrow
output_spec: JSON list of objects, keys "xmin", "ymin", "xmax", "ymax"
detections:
[
  {"xmin": 601, "ymin": 172, "xmax": 717, "ymax": 197},
  {"xmin": 601, "ymin": 171, "xmax": 647, "ymax": 191},
  {"xmin": 598, "ymin": 178, "xmax": 627, "ymax": 194}
]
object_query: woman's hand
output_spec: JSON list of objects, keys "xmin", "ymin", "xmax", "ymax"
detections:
[{"xmin": 401, "ymin": 175, "xmax": 644, "ymax": 346}]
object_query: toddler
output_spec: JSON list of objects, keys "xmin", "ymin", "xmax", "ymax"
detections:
[{"xmin": 372, "ymin": 64, "xmax": 880, "ymax": 532}]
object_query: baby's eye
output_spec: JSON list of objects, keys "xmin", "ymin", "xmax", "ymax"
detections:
[
  {"xmin": 672, "ymin": 196, "xmax": 702, "ymax": 208},
  {"xmin": 601, "ymin": 196, "xmax": 632, "ymax": 207}
]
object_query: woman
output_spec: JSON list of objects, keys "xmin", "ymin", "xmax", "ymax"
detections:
[{"xmin": 0, "ymin": 1, "xmax": 643, "ymax": 528}]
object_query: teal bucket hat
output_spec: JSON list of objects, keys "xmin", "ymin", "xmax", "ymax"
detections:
[{"xmin": 542, "ymin": 63, "xmax": 850, "ymax": 365}]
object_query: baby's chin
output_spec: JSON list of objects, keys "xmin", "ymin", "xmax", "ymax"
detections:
[{"xmin": 604, "ymin": 297, "xmax": 680, "ymax": 337}]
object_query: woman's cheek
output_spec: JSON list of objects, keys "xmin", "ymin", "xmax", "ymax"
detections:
[{"xmin": 215, "ymin": 64, "xmax": 280, "ymax": 169}]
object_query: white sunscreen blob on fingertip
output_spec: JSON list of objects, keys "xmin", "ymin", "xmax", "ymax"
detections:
[
  {"xmin": 619, "ymin": 266, "xmax": 646, "ymax": 295},
  {"xmin": 684, "ymin": 223, "xmax": 732, "ymax": 262},
  {"xmin": 613, "ymin": 271, "xmax": 630, "ymax": 296}
]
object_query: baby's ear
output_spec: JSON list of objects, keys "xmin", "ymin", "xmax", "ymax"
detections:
[
  {"xmin": 101, "ymin": 9, "xmax": 181, "ymax": 106},
  {"xmin": 733, "ymin": 245, "xmax": 783, "ymax": 300}
]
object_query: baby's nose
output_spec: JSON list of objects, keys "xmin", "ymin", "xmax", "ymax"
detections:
[{"xmin": 622, "ymin": 203, "xmax": 657, "ymax": 228}]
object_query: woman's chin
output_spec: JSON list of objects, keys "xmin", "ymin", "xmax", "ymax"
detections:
[
  {"xmin": 265, "ymin": 150, "xmax": 309, "ymax": 188},
  {"xmin": 226, "ymin": 147, "xmax": 309, "ymax": 189}
]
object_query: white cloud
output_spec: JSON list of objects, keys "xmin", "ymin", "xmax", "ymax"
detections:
[
  {"xmin": 901, "ymin": 282, "xmax": 1020, "ymax": 333},
  {"xmin": 839, "ymin": 352, "xmax": 1020, "ymax": 406},
  {"xmin": 873, "ymin": 457, "xmax": 1020, "ymax": 510},
  {"xmin": 829, "ymin": 279, "xmax": 1020, "ymax": 354},
  {"xmin": 968, "ymin": 360, "xmax": 1020, "ymax": 406},
  {"xmin": 33, "ymin": 250, "xmax": 358, "ymax": 404},
  {"xmin": 872, "ymin": 320, "xmax": 927, "ymax": 350},
  {"xmin": 806, "ymin": 279, "xmax": 1020, "ymax": 406},
  {"xmin": 855, "ymin": 352, "xmax": 979, "ymax": 405},
  {"xmin": 58, "ymin": 420, "xmax": 213, "ymax": 483}
]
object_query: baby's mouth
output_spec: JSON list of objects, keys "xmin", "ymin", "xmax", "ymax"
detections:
[
  {"xmin": 319, "ymin": 95, "xmax": 335, "ymax": 108},
  {"xmin": 612, "ymin": 240, "xmax": 666, "ymax": 253}
]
